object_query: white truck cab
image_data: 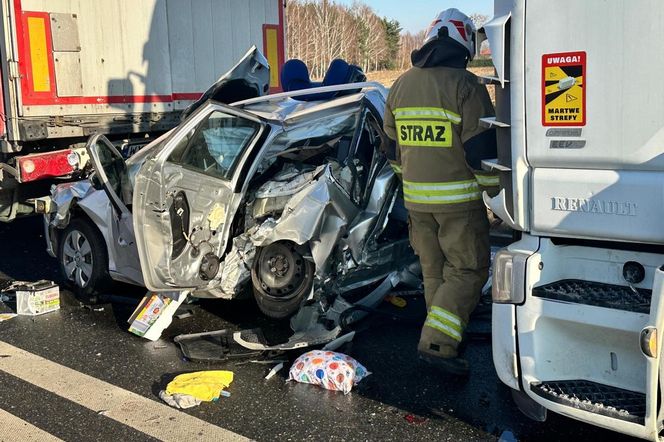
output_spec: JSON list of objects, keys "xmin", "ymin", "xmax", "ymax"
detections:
[{"xmin": 483, "ymin": 1, "xmax": 664, "ymax": 439}]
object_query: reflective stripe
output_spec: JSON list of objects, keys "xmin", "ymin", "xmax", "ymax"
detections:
[
  {"xmin": 431, "ymin": 306, "xmax": 462, "ymax": 327},
  {"xmin": 474, "ymin": 174, "xmax": 499, "ymax": 187},
  {"xmin": 403, "ymin": 179, "xmax": 482, "ymax": 205},
  {"xmin": 390, "ymin": 163, "xmax": 402, "ymax": 174},
  {"xmin": 394, "ymin": 107, "xmax": 462, "ymax": 124},
  {"xmin": 403, "ymin": 179, "xmax": 478, "ymax": 192},
  {"xmin": 405, "ymin": 192, "xmax": 482, "ymax": 204},
  {"xmin": 424, "ymin": 317, "xmax": 462, "ymax": 342}
]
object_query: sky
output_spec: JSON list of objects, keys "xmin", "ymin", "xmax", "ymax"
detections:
[{"xmin": 334, "ymin": 0, "xmax": 494, "ymax": 33}]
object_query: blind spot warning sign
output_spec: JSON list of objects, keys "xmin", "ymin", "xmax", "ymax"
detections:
[{"xmin": 542, "ymin": 51, "xmax": 586, "ymax": 126}]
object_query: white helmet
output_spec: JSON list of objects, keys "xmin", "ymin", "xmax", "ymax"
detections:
[{"xmin": 423, "ymin": 8, "xmax": 476, "ymax": 60}]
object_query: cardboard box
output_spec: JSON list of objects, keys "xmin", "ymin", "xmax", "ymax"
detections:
[
  {"xmin": 15, "ymin": 280, "xmax": 60, "ymax": 315},
  {"xmin": 128, "ymin": 291, "xmax": 186, "ymax": 341}
]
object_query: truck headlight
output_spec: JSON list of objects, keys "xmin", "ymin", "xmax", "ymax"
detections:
[{"xmin": 492, "ymin": 250, "xmax": 529, "ymax": 304}]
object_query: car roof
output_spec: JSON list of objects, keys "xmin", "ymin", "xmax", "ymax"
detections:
[{"xmin": 234, "ymin": 83, "xmax": 386, "ymax": 124}]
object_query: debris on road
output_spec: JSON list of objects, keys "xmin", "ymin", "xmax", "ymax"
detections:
[
  {"xmin": 384, "ymin": 294, "xmax": 407, "ymax": 308},
  {"xmin": 321, "ymin": 331, "xmax": 355, "ymax": 351},
  {"xmin": 264, "ymin": 362, "xmax": 284, "ymax": 380},
  {"xmin": 288, "ymin": 350, "xmax": 370, "ymax": 394},
  {"xmin": 174, "ymin": 329, "xmax": 260, "ymax": 362},
  {"xmin": 234, "ymin": 359, "xmax": 288, "ymax": 367},
  {"xmin": 175, "ymin": 309, "xmax": 193, "ymax": 320},
  {"xmin": 499, "ymin": 430, "xmax": 518, "ymax": 442},
  {"xmin": 159, "ymin": 391, "xmax": 202, "ymax": 409},
  {"xmin": 233, "ymin": 325, "xmax": 342, "ymax": 351},
  {"xmin": 160, "ymin": 370, "xmax": 234, "ymax": 409},
  {"xmin": 5, "ymin": 280, "xmax": 60, "ymax": 316},
  {"xmin": 0, "ymin": 313, "xmax": 17, "ymax": 322},
  {"xmin": 128, "ymin": 291, "xmax": 186, "ymax": 341},
  {"xmin": 404, "ymin": 414, "xmax": 428, "ymax": 425}
]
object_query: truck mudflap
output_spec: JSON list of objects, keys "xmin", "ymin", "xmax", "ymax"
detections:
[{"xmin": 511, "ymin": 388, "xmax": 547, "ymax": 422}]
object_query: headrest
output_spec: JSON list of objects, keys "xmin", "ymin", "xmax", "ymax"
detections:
[
  {"xmin": 281, "ymin": 59, "xmax": 313, "ymax": 92},
  {"xmin": 280, "ymin": 58, "xmax": 365, "ymax": 101},
  {"xmin": 322, "ymin": 59, "xmax": 352, "ymax": 86}
]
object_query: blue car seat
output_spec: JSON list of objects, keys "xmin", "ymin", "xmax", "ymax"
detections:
[
  {"xmin": 280, "ymin": 58, "xmax": 366, "ymax": 101},
  {"xmin": 280, "ymin": 59, "xmax": 321, "ymax": 92}
]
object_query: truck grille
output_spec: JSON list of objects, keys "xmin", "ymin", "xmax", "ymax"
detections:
[
  {"xmin": 532, "ymin": 279, "xmax": 651, "ymax": 314},
  {"xmin": 531, "ymin": 380, "xmax": 645, "ymax": 424}
]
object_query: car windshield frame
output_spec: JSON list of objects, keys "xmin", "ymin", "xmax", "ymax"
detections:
[{"xmin": 167, "ymin": 109, "xmax": 263, "ymax": 181}]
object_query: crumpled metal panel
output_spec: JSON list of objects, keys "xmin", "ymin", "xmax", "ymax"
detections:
[
  {"xmin": 252, "ymin": 164, "xmax": 320, "ymax": 219},
  {"xmin": 254, "ymin": 164, "xmax": 319, "ymax": 199},
  {"xmin": 345, "ymin": 161, "xmax": 397, "ymax": 261},
  {"xmin": 194, "ymin": 233, "xmax": 256, "ymax": 299},
  {"xmin": 251, "ymin": 165, "xmax": 359, "ymax": 276},
  {"xmin": 49, "ymin": 180, "xmax": 95, "ymax": 227}
]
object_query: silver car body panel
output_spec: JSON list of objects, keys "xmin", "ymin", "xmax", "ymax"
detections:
[{"xmin": 47, "ymin": 180, "xmax": 143, "ymax": 287}]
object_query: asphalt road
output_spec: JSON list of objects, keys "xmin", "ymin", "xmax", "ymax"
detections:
[{"xmin": 0, "ymin": 217, "xmax": 641, "ymax": 441}]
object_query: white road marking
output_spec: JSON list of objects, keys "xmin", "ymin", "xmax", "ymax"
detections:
[
  {"xmin": 0, "ymin": 341, "xmax": 249, "ymax": 442},
  {"xmin": 0, "ymin": 408, "xmax": 64, "ymax": 442}
]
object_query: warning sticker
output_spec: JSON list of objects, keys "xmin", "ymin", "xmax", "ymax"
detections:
[{"xmin": 542, "ymin": 51, "xmax": 586, "ymax": 126}]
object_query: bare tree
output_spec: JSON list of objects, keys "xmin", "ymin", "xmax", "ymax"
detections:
[
  {"xmin": 397, "ymin": 30, "xmax": 425, "ymax": 70},
  {"xmin": 469, "ymin": 13, "xmax": 490, "ymax": 29},
  {"xmin": 287, "ymin": 0, "xmax": 395, "ymax": 75},
  {"xmin": 290, "ymin": 0, "xmax": 469, "ymax": 75}
]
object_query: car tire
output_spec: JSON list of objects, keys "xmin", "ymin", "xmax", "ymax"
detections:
[
  {"xmin": 251, "ymin": 241, "xmax": 314, "ymax": 319},
  {"xmin": 57, "ymin": 218, "xmax": 111, "ymax": 299}
]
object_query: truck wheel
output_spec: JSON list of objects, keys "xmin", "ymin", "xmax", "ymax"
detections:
[
  {"xmin": 58, "ymin": 218, "xmax": 110, "ymax": 298},
  {"xmin": 251, "ymin": 241, "xmax": 314, "ymax": 319}
]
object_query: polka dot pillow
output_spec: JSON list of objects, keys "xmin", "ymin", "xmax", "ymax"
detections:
[{"xmin": 288, "ymin": 350, "xmax": 370, "ymax": 394}]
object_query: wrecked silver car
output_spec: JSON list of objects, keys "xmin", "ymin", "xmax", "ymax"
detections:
[{"xmin": 45, "ymin": 50, "xmax": 419, "ymax": 341}]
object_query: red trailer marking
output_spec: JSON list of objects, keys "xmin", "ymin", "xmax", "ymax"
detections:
[
  {"xmin": 263, "ymin": 0, "xmax": 285, "ymax": 93},
  {"xmin": 16, "ymin": 6, "xmax": 58, "ymax": 105}
]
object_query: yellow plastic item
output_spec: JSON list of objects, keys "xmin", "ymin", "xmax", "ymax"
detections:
[
  {"xmin": 165, "ymin": 370, "xmax": 234, "ymax": 401},
  {"xmin": 385, "ymin": 295, "xmax": 407, "ymax": 308}
]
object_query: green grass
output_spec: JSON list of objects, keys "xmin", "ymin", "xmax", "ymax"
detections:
[{"xmin": 468, "ymin": 57, "xmax": 494, "ymax": 68}]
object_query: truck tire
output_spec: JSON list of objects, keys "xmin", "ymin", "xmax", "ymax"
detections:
[
  {"xmin": 251, "ymin": 241, "xmax": 314, "ymax": 319},
  {"xmin": 57, "ymin": 218, "xmax": 111, "ymax": 298}
]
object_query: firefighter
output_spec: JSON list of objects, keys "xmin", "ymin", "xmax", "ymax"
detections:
[{"xmin": 383, "ymin": 8, "xmax": 498, "ymax": 376}]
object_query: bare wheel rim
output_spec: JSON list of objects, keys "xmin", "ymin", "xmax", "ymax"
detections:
[
  {"xmin": 62, "ymin": 229, "xmax": 94, "ymax": 288},
  {"xmin": 256, "ymin": 243, "xmax": 306, "ymax": 300}
]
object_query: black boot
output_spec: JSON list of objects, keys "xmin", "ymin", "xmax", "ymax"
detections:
[{"xmin": 418, "ymin": 351, "xmax": 469, "ymax": 377}]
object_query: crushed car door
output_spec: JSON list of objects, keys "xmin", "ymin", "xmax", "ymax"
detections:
[
  {"xmin": 85, "ymin": 134, "xmax": 143, "ymax": 284},
  {"xmin": 132, "ymin": 102, "xmax": 267, "ymax": 291}
]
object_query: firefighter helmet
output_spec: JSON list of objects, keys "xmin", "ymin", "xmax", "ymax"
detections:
[{"xmin": 423, "ymin": 8, "xmax": 476, "ymax": 60}]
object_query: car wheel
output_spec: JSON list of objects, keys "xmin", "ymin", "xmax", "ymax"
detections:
[
  {"xmin": 251, "ymin": 241, "xmax": 314, "ymax": 319},
  {"xmin": 58, "ymin": 218, "xmax": 110, "ymax": 297}
]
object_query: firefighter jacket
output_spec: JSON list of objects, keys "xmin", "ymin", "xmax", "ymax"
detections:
[{"xmin": 384, "ymin": 66, "xmax": 497, "ymax": 213}]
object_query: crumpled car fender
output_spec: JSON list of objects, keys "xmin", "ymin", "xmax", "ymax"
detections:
[
  {"xmin": 49, "ymin": 180, "xmax": 96, "ymax": 228},
  {"xmin": 250, "ymin": 165, "xmax": 358, "ymax": 277}
]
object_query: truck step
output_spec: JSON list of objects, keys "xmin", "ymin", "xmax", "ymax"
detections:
[
  {"xmin": 532, "ymin": 279, "xmax": 651, "ymax": 314},
  {"xmin": 530, "ymin": 380, "xmax": 645, "ymax": 424}
]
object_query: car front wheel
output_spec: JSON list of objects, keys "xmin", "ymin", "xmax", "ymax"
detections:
[
  {"xmin": 58, "ymin": 218, "xmax": 110, "ymax": 297},
  {"xmin": 251, "ymin": 241, "xmax": 314, "ymax": 319}
]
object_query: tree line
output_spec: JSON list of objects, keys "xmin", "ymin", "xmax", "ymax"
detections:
[
  {"xmin": 286, "ymin": 1, "xmax": 491, "ymax": 77},
  {"xmin": 286, "ymin": 0, "xmax": 425, "ymax": 78}
]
